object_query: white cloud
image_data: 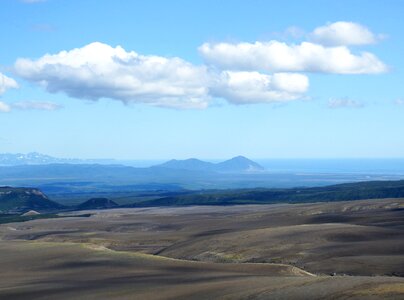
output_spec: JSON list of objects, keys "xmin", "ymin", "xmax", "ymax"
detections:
[
  {"xmin": 0, "ymin": 101, "xmax": 11, "ymax": 113},
  {"xmin": 14, "ymin": 42, "xmax": 311, "ymax": 108},
  {"xmin": 13, "ymin": 22, "xmax": 387, "ymax": 110},
  {"xmin": 199, "ymin": 41, "xmax": 387, "ymax": 74},
  {"xmin": 0, "ymin": 100, "xmax": 61, "ymax": 113},
  {"xmin": 12, "ymin": 101, "xmax": 62, "ymax": 111},
  {"xmin": 211, "ymin": 71, "xmax": 308, "ymax": 104},
  {"xmin": 310, "ymin": 21, "xmax": 377, "ymax": 46},
  {"xmin": 0, "ymin": 72, "xmax": 18, "ymax": 95},
  {"xmin": 15, "ymin": 42, "xmax": 211, "ymax": 109},
  {"xmin": 327, "ymin": 98, "xmax": 364, "ymax": 109}
]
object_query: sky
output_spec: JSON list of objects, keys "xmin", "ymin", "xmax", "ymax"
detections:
[{"xmin": 1, "ymin": 0, "xmax": 404, "ymax": 160}]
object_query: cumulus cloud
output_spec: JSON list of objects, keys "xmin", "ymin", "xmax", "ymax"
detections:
[
  {"xmin": 310, "ymin": 21, "xmax": 378, "ymax": 46},
  {"xmin": 211, "ymin": 71, "xmax": 308, "ymax": 104},
  {"xmin": 15, "ymin": 42, "xmax": 211, "ymax": 109},
  {"xmin": 199, "ymin": 41, "xmax": 387, "ymax": 74},
  {"xmin": 0, "ymin": 101, "xmax": 11, "ymax": 113},
  {"xmin": 13, "ymin": 21, "xmax": 387, "ymax": 109},
  {"xmin": 327, "ymin": 98, "xmax": 364, "ymax": 109},
  {"xmin": 0, "ymin": 72, "xmax": 18, "ymax": 95},
  {"xmin": 14, "ymin": 42, "xmax": 311, "ymax": 108}
]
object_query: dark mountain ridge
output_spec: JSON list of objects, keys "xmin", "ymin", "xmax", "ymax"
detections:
[
  {"xmin": 129, "ymin": 179, "xmax": 404, "ymax": 207},
  {"xmin": 2, "ymin": 179, "xmax": 404, "ymax": 214}
]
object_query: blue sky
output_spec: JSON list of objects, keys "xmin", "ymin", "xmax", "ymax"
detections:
[{"xmin": 0, "ymin": 0, "xmax": 403, "ymax": 159}]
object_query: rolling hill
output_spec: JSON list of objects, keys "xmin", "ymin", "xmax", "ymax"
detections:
[
  {"xmin": 0, "ymin": 186, "xmax": 64, "ymax": 213},
  {"xmin": 77, "ymin": 198, "xmax": 118, "ymax": 210}
]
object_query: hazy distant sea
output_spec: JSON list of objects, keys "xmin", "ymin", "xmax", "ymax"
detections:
[{"xmin": 256, "ymin": 159, "xmax": 404, "ymax": 175}]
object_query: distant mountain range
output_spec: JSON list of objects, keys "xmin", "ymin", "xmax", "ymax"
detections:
[
  {"xmin": 1, "ymin": 154, "xmax": 400, "ymax": 196},
  {"xmin": 0, "ymin": 153, "xmax": 265, "ymax": 173},
  {"xmin": 156, "ymin": 156, "xmax": 265, "ymax": 173},
  {"xmin": 0, "ymin": 154, "xmax": 269, "ymax": 196},
  {"xmin": 0, "ymin": 152, "xmax": 115, "ymax": 166}
]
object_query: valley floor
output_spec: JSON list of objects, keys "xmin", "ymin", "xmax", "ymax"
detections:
[{"xmin": 1, "ymin": 199, "xmax": 404, "ymax": 299}]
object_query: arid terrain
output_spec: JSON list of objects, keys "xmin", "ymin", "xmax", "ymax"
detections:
[{"xmin": 1, "ymin": 198, "xmax": 404, "ymax": 299}]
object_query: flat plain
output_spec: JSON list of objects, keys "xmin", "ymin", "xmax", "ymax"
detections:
[{"xmin": 1, "ymin": 198, "xmax": 404, "ymax": 299}]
